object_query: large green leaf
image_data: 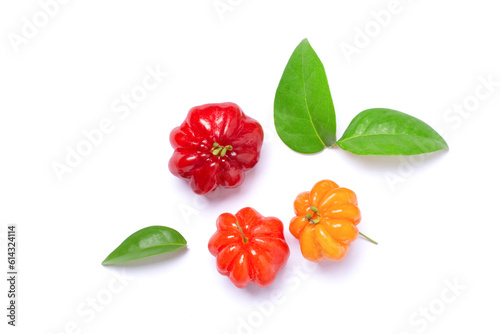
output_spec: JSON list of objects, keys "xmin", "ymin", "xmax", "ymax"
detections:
[
  {"xmin": 337, "ymin": 108, "xmax": 448, "ymax": 155},
  {"xmin": 274, "ymin": 38, "xmax": 336, "ymax": 153},
  {"xmin": 102, "ymin": 226, "xmax": 187, "ymax": 265}
]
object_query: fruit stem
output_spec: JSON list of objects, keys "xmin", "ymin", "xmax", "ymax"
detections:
[
  {"xmin": 235, "ymin": 220, "xmax": 248, "ymax": 244},
  {"xmin": 359, "ymin": 232, "xmax": 378, "ymax": 245}
]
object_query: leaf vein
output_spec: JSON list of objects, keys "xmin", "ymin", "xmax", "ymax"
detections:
[
  {"xmin": 340, "ymin": 133, "xmax": 444, "ymax": 143},
  {"xmin": 301, "ymin": 46, "xmax": 325, "ymax": 147}
]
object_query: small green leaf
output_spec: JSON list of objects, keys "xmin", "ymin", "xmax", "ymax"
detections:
[
  {"xmin": 102, "ymin": 226, "xmax": 187, "ymax": 265},
  {"xmin": 274, "ymin": 38, "xmax": 336, "ymax": 154},
  {"xmin": 337, "ymin": 108, "xmax": 448, "ymax": 155}
]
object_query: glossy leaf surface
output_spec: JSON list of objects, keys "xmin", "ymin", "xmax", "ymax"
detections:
[
  {"xmin": 102, "ymin": 226, "xmax": 187, "ymax": 265},
  {"xmin": 274, "ymin": 38, "xmax": 336, "ymax": 153},
  {"xmin": 337, "ymin": 108, "xmax": 448, "ymax": 155}
]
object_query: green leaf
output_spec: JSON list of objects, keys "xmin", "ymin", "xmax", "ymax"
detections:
[
  {"xmin": 102, "ymin": 226, "xmax": 187, "ymax": 265},
  {"xmin": 337, "ymin": 108, "xmax": 448, "ymax": 155},
  {"xmin": 274, "ymin": 38, "xmax": 336, "ymax": 153}
]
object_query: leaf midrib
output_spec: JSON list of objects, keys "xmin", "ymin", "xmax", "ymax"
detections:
[
  {"xmin": 133, "ymin": 243, "xmax": 187, "ymax": 250},
  {"xmin": 104, "ymin": 243, "xmax": 187, "ymax": 262},
  {"xmin": 301, "ymin": 45, "xmax": 325, "ymax": 147},
  {"xmin": 339, "ymin": 132, "xmax": 444, "ymax": 144}
]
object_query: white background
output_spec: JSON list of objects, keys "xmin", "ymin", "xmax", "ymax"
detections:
[{"xmin": 1, "ymin": 1, "xmax": 500, "ymax": 333}]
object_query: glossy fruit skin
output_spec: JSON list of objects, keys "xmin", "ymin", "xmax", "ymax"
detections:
[
  {"xmin": 169, "ymin": 103, "xmax": 264, "ymax": 195},
  {"xmin": 208, "ymin": 207, "xmax": 290, "ymax": 288},
  {"xmin": 290, "ymin": 180, "xmax": 361, "ymax": 262}
]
